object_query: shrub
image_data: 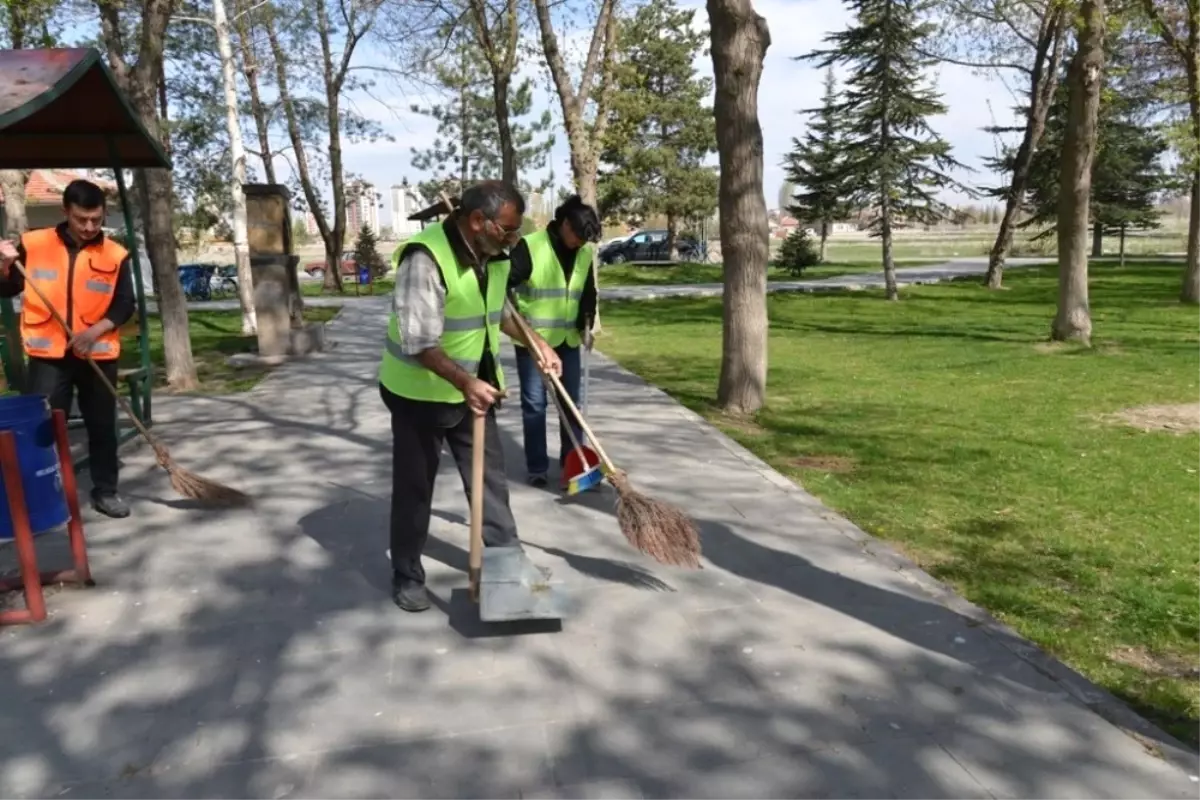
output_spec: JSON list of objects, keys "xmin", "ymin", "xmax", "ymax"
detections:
[{"xmin": 775, "ymin": 228, "xmax": 820, "ymax": 276}]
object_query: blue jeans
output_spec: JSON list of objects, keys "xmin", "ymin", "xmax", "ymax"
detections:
[{"xmin": 515, "ymin": 342, "xmax": 584, "ymax": 477}]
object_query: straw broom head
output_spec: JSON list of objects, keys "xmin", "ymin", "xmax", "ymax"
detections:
[
  {"xmin": 152, "ymin": 443, "xmax": 253, "ymax": 507},
  {"xmin": 609, "ymin": 471, "xmax": 702, "ymax": 569}
]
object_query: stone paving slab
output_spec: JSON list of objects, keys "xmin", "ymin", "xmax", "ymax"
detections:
[{"xmin": 1, "ymin": 298, "xmax": 1197, "ymax": 799}]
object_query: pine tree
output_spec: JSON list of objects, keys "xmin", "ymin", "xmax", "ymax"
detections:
[
  {"xmin": 783, "ymin": 67, "xmax": 852, "ymax": 263},
  {"xmin": 599, "ymin": 0, "xmax": 718, "ymax": 256},
  {"xmin": 411, "ymin": 26, "xmax": 553, "ymax": 202},
  {"xmin": 803, "ymin": 0, "xmax": 966, "ymax": 299},
  {"xmin": 352, "ymin": 224, "xmax": 386, "ymax": 280}
]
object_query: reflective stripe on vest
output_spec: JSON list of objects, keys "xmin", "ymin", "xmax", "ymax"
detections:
[
  {"xmin": 514, "ymin": 229, "xmax": 591, "ymax": 348},
  {"xmin": 19, "ymin": 228, "xmax": 127, "ymax": 361},
  {"xmin": 378, "ymin": 222, "xmax": 511, "ymax": 403}
]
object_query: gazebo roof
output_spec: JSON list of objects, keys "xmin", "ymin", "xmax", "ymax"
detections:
[
  {"xmin": 0, "ymin": 48, "xmax": 169, "ymax": 170},
  {"xmin": 407, "ymin": 196, "xmax": 458, "ymax": 222}
]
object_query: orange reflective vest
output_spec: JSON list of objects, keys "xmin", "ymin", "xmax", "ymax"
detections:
[{"xmin": 19, "ymin": 228, "xmax": 126, "ymax": 361}]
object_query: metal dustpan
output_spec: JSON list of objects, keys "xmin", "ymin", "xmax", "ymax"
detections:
[
  {"xmin": 467, "ymin": 414, "xmax": 571, "ymax": 622},
  {"xmin": 478, "ymin": 547, "xmax": 572, "ymax": 622}
]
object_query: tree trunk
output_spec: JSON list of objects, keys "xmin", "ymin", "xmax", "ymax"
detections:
[
  {"xmin": 493, "ymin": 74, "xmax": 517, "ymax": 186},
  {"xmin": 234, "ymin": 2, "xmax": 304, "ymax": 325},
  {"xmin": 985, "ymin": 8, "xmax": 1065, "ymax": 289},
  {"xmin": 235, "ymin": 4, "xmax": 276, "ymax": 185},
  {"xmin": 98, "ymin": 0, "xmax": 199, "ymax": 389},
  {"xmin": 265, "ymin": 7, "xmax": 343, "ymax": 296},
  {"xmin": 1091, "ymin": 220, "xmax": 1103, "ymax": 258},
  {"xmin": 1119, "ymin": 224, "xmax": 1126, "ymax": 268},
  {"xmin": 532, "ymin": 0, "xmax": 618, "ymax": 208},
  {"xmin": 137, "ymin": 169, "xmax": 199, "ymax": 390},
  {"xmin": 1051, "ymin": 0, "xmax": 1104, "ymax": 345},
  {"xmin": 314, "ymin": 0, "xmax": 346, "ymax": 294},
  {"xmin": 666, "ymin": 214, "xmax": 678, "ymax": 261},
  {"xmin": 1183, "ymin": 165, "xmax": 1200, "ymax": 303},
  {"xmin": 881, "ymin": 195, "xmax": 898, "ymax": 301},
  {"xmin": 819, "ymin": 220, "xmax": 828, "ymax": 263},
  {"xmin": 708, "ymin": 0, "xmax": 770, "ymax": 414},
  {"xmin": 214, "ymin": 0, "xmax": 256, "ymax": 335}
]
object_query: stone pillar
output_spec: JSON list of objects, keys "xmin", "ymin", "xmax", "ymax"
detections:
[{"xmin": 242, "ymin": 184, "xmax": 324, "ymax": 362}]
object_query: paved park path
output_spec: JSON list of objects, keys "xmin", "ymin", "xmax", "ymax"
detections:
[
  {"xmin": 152, "ymin": 256, "xmax": 1051, "ymax": 313},
  {"xmin": 1, "ymin": 297, "xmax": 1197, "ymax": 798}
]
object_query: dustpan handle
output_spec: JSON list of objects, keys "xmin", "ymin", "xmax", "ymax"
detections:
[{"xmin": 468, "ymin": 411, "xmax": 485, "ymax": 603}]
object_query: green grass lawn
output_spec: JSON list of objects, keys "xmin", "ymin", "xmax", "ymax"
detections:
[
  {"xmin": 597, "ymin": 260, "xmax": 1200, "ymax": 745},
  {"xmin": 596, "ymin": 260, "xmax": 926, "ymax": 287},
  {"xmin": 300, "ymin": 277, "xmax": 395, "ymax": 297},
  {"xmin": 124, "ymin": 307, "xmax": 341, "ymax": 394}
]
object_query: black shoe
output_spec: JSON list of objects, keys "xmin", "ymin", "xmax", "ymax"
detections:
[
  {"xmin": 528, "ymin": 473, "xmax": 548, "ymax": 488},
  {"xmin": 392, "ymin": 577, "xmax": 431, "ymax": 613},
  {"xmin": 92, "ymin": 492, "xmax": 130, "ymax": 519}
]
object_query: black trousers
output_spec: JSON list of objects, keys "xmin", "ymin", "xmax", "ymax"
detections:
[
  {"xmin": 24, "ymin": 354, "xmax": 120, "ymax": 496},
  {"xmin": 381, "ymin": 385, "xmax": 520, "ymax": 584}
]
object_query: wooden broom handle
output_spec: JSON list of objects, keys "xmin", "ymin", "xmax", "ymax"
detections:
[
  {"xmin": 468, "ymin": 410, "xmax": 485, "ymax": 603},
  {"xmin": 8, "ymin": 260, "xmax": 158, "ymax": 450},
  {"xmin": 502, "ymin": 295, "xmax": 618, "ymax": 475}
]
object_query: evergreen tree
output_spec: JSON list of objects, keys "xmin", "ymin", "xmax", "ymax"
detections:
[
  {"xmin": 411, "ymin": 26, "xmax": 554, "ymax": 202},
  {"xmin": 1010, "ymin": 33, "xmax": 1168, "ymax": 259},
  {"xmin": 803, "ymin": 0, "xmax": 966, "ymax": 299},
  {"xmin": 783, "ymin": 67, "xmax": 853, "ymax": 262},
  {"xmin": 352, "ymin": 224, "xmax": 386, "ymax": 280},
  {"xmin": 599, "ymin": 0, "xmax": 718, "ymax": 256}
]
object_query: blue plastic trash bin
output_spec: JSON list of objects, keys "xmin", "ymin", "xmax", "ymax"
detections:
[
  {"xmin": 357, "ymin": 265, "xmax": 370, "ymax": 285},
  {"xmin": 0, "ymin": 395, "xmax": 69, "ymax": 541}
]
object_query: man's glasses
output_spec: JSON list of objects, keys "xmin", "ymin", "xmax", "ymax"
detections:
[{"xmin": 485, "ymin": 218, "xmax": 522, "ymax": 245}]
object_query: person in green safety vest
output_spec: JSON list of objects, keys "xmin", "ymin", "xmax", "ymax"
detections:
[
  {"xmin": 507, "ymin": 194, "xmax": 601, "ymax": 489},
  {"xmin": 380, "ymin": 180, "xmax": 562, "ymax": 613}
]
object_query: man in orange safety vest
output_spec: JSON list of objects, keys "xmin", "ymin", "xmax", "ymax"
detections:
[{"xmin": 0, "ymin": 179, "xmax": 137, "ymax": 519}]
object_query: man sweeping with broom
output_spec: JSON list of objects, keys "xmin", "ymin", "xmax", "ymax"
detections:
[
  {"xmin": 380, "ymin": 181, "xmax": 563, "ymax": 613},
  {"xmin": 506, "ymin": 194, "xmax": 601, "ymax": 490},
  {"xmin": 0, "ymin": 179, "xmax": 135, "ymax": 519}
]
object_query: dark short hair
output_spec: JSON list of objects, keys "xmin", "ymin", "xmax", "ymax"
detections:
[
  {"xmin": 460, "ymin": 180, "xmax": 525, "ymax": 220},
  {"xmin": 62, "ymin": 179, "xmax": 106, "ymax": 211},
  {"xmin": 554, "ymin": 194, "xmax": 601, "ymax": 242}
]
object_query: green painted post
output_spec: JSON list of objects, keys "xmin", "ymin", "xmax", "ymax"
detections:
[
  {"xmin": 0, "ymin": 209, "xmax": 26, "ymax": 393},
  {"xmin": 108, "ymin": 138, "xmax": 153, "ymax": 426}
]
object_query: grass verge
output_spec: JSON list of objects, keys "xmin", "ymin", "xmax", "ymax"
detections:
[
  {"xmin": 597, "ymin": 260, "xmax": 1200, "ymax": 746},
  {"xmin": 124, "ymin": 307, "xmax": 341, "ymax": 394}
]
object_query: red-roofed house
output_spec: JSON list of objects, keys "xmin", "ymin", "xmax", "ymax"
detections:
[{"xmin": 0, "ymin": 169, "xmax": 124, "ymax": 232}]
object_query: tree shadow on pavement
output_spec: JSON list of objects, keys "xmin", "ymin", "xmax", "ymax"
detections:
[{"xmin": 0, "ymin": 298, "xmax": 1192, "ymax": 799}]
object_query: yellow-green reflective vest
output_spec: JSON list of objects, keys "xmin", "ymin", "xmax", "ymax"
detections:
[
  {"xmin": 513, "ymin": 229, "xmax": 592, "ymax": 349},
  {"xmin": 379, "ymin": 222, "xmax": 510, "ymax": 403}
]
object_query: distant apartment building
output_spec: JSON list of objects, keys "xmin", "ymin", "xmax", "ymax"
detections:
[
  {"xmin": 390, "ymin": 181, "xmax": 423, "ymax": 237},
  {"xmin": 346, "ymin": 179, "xmax": 379, "ymax": 234},
  {"xmin": 304, "ymin": 211, "xmax": 320, "ymax": 237}
]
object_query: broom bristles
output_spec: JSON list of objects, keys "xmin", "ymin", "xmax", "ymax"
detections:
[
  {"xmin": 168, "ymin": 465, "xmax": 254, "ymax": 507},
  {"xmin": 609, "ymin": 472, "xmax": 702, "ymax": 568}
]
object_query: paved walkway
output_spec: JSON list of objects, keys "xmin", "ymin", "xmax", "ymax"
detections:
[
  {"xmin": 145, "ymin": 256, "xmax": 1048, "ymax": 313},
  {"xmin": 1, "ymin": 298, "xmax": 1196, "ymax": 798}
]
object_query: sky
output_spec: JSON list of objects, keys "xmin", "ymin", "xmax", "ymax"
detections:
[{"xmin": 331, "ymin": 0, "xmax": 1020, "ymax": 229}]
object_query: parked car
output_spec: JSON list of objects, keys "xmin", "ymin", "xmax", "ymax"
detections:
[
  {"xmin": 304, "ymin": 251, "xmax": 356, "ymax": 279},
  {"xmin": 598, "ymin": 230, "xmax": 700, "ymax": 264},
  {"xmin": 209, "ymin": 264, "xmax": 238, "ymax": 297}
]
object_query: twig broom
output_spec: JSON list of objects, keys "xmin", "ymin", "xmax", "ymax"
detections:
[
  {"xmin": 11, "ymin": 260, "xmax": 252, "ymax": 507},
  {"xmin": 503, "ymin": 295, "xmax": 701, "ymax": 568}
]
